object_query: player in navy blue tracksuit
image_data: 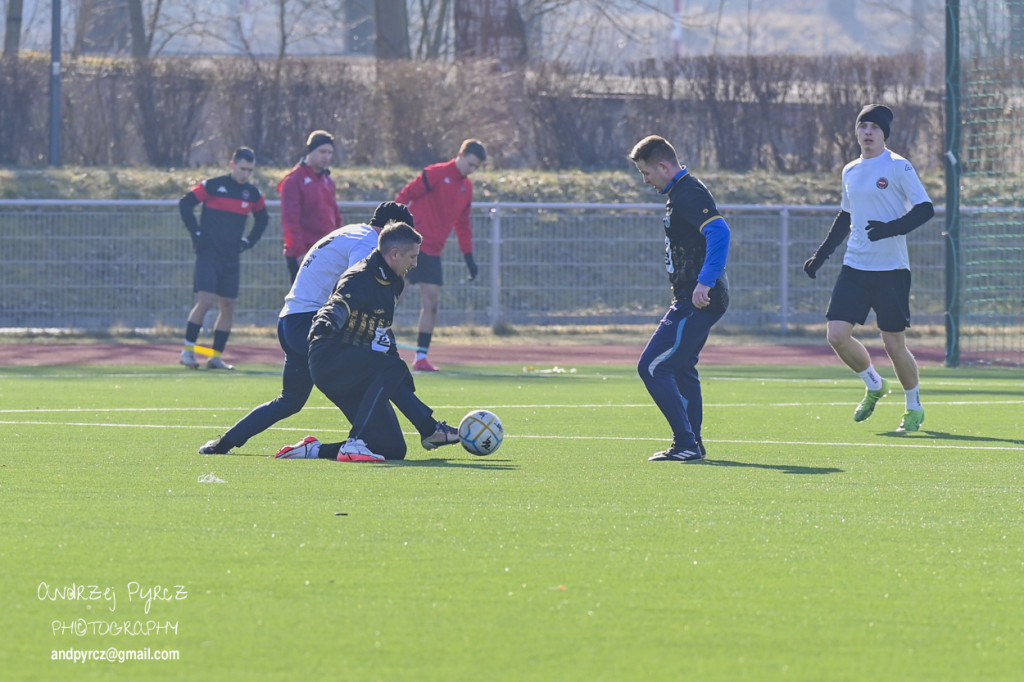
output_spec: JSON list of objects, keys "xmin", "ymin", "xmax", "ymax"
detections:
[{"xmin": 629, "ymin": 135, "xmax": 731, "ymax": 462}]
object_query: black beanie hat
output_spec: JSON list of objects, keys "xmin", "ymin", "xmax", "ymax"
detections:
[
  {"xmin": 305, "ymin": 130, "xmax": 335, "ymax": 153},
  {"xmin": 370, "ymin": 201, "xmax": 414, "ymax": 228},
  {"xmin": 856, "ymin": 104, "xmax": 893, "ymax": 140}
]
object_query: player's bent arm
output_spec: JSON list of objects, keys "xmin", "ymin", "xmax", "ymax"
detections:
[
  {"xmin": 395, "ymin": 172, "xmax": 429, "ymax": 205},
  {"xmin": 697, "ymin": 217, "xmax": 730, "ymax": 287},
  {"xmin": 864, "ymin": 202, "xmax": 934, "ymax": 242},
  {"xmin": 247, "ymin": 205, "xmax": 270, "ymax": 247},
  {"xmin": 309, "ymin": 300, "xmax": 351, "ymax": 343},
  {"xmin": 814, "ymin": 210, "xmax": 852, "ymax": 258},
  {"xmin": 279, "ymin": 177, "xmax": 303, "ymax": 250},
  {"xmin": 178, "ymin": 192, "xmax": 201, "ymax": 234},
  {"xmin": 454, "ymin": 200, "xmax": 474, "ymax": 254}
]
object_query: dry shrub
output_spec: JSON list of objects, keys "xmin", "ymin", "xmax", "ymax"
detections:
[{"xmin": 5, "ymin": 54, "xmax": 945, "ymax": 172}]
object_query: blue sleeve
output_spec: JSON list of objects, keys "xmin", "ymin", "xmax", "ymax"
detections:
[{"xmin": 698, "ymin": 217, "xmax": 730, "ymax": 287}]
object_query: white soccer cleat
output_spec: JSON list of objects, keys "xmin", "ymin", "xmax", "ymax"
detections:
[
  {"xmin": 180, "ymin": 349, "xmax": 200, "ymax": 369},
  {"xmin": 206, "ymin": 356, "xmax": 235, "ymax": 370},
  {"xmin": 275, "ymin": 436, "xmax": 321, "ymax": 459},
  {"xmin": 337, "ymin": 438, "xmax": 385, "ymax": 462}
]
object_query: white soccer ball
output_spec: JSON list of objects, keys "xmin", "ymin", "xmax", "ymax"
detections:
[{"xmin": 458, "ymin": 410, "xmax": 504, "ymax": 456}]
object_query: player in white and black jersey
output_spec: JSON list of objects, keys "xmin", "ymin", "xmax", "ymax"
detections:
[
  {"xmin": 803, "ymin": 104, "xmax": 934, "ymax": 433},
  {"xmin": 197, "ymin": 202, "xmax": 458, "ymax": 456}
]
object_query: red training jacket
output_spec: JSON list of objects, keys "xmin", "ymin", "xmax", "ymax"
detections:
[
  {"xmin": 277, "ymin": 163, "xmax": 342, "ymax": 258},
  {"xmin": 395, "ymin": 159, "xmax": 473, "ymax": 257}
]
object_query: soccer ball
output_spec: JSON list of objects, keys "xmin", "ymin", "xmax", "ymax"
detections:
[{"xmin": 458, "ymin": 410, "xmax": 504, "ymax": 456}]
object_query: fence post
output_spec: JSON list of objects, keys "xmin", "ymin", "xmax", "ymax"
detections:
[
  {"xmin": 779, "ymin": 207, "xmax": 790, "ymax": 334},
  {"xmin": 489, "ymin": 204, "xmax": 502, "ymax": 328}
]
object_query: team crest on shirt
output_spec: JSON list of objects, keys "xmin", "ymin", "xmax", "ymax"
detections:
[
  {"xmin": 876, "ymin": 177, "xmax": 889, "ymax": 190},
  {"xmin": 242, "ymin": 190, "xmax": 251, "ymax": 200}
]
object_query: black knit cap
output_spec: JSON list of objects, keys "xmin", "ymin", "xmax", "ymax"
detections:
[
  {"xmin": 856, "ymin": 104, "xmax": 893, "ymax": 140},
  {"xmin": 370, "ymin": 201, "xmax": 414, "ymax": 228},
  {"xmin": 305, "ymin": 130, "xmax": 335, "ymax": 153}
]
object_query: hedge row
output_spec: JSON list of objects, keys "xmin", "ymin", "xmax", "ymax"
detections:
[{"xmin": 0, "ymin": 54, "xmax": 943, "ymax": 172}]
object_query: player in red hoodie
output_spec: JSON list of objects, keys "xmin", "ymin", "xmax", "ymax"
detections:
[
  {"xmin": 395, "ymin": 139, "xmax": 487, "ymax": 371},
  {"xmin": 278, "ymin": 130, "xmax": 343, "ymax": 282}
]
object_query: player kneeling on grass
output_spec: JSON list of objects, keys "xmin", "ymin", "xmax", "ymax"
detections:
[{"xmin": 275, "ymin": 221, "xmax": 460, "ymax": 462}]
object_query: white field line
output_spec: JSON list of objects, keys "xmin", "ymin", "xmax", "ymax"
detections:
[
  {"xmin": 3, "ymin": 398, "xmax": 1024, "ymax": 415},
  {"xmin": 1, "ymin": 370, "xmax": 1022, "ymax": 390},
  {"xmin": 0, "ymin": 420, "xmax": 1020, "ymax": 452}
]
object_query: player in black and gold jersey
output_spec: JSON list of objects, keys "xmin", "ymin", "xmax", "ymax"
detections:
[{"xmin": 274, "ymin": 221, "xmax": 460, "ymax": 462}]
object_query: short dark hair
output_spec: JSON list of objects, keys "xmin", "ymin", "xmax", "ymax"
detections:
[
  {"xmin": 379, "ymin": 221, "xmax": 422, "ymax": 253},
  {"xmin": 370, "ymin": 201, "xmax": 414, "ymax": 229},
  {"xmin": 232, "ymin": 147, "xmax": 255, "ymax": 163},
  {"xmin": 459, "ymin": 139, "xmax": 487, "ymax": 162},
  {"xmin": 628, "ymin": 135, "xmax": 677, "ymax": 165}
]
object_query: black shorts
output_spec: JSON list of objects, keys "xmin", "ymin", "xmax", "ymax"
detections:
[
  {"xmin": 405, "ymin": 253, "xmax": 443, "ymax": 286},
  {"xmin": 826, "ymin": 265, "xmax": 912, "ymax": 332},
  {"xmin": 194, "ymin": 251, "xmax": 240, "ymax": 299}
]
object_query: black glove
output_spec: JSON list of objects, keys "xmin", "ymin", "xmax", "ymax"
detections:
[
  {"xmin": 464, "ymin": 252, "xmax": 478, "ymax": 281},
  {"xmin": 865, "ymin": 220, "xmax": 900, "ymax": 242},
  {"xmin": 239, "ymin": 237, "xmax": 251, "ymax": 252},
  {"xmin": 865, "ymin": 204, "xmax": 935, "ymax": 242},
  {"xmin": 803, "ymin": 254, "xmax": 827, "ymax": 279},
  {"xmin": 189, "ymin": 230, "xmax": 202, "ymax": 251}
]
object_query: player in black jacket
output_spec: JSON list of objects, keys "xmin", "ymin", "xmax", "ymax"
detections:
[
  {"xmin": 274, "ymin": 221, "xmax": 461, "ymax": 462},
  {"xmin": 178, "ymin": 147, "xmax": 269, "ymax": 370},
  {"xmin": 630, "ymin": 135, "xmax": 732, "ymax": 462}
]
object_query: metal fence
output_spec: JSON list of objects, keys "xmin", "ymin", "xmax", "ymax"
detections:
[{"xmin": 0, "ymin": 200, "xmax": 948, "ymax": 333}]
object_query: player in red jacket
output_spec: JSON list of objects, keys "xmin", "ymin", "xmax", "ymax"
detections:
[
  {"xmin": 278, "ymin": 130, "xmax": 343, "ymax": 282},
  {"xmin": 395, "ymin": 139, "xmax": 486, "ymax": 371}
]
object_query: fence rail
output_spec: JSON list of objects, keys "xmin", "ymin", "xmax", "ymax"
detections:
[{"xmin": 0, "ymin": 200, "xmax": 950, "ymax": 334}]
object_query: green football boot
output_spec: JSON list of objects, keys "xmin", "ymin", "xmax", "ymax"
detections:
[
  {"xmin": 853, "ymin": 378, "xmax": 891, "ymax": 422},
  {"xmin": 896, "ymin": 408, "xmax": 925, "ymax": 433}
]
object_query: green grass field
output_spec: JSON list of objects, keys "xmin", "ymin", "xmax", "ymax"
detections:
[{"xmin": 2, "ymin": 361, "xmax": 1023, "ymax": 681}]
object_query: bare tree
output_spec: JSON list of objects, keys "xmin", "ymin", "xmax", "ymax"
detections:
[
  {"xmin": 4, "ymin": 0, "xmax": 24, "ymax": 57},
  {"xmin": 376, "ymin": 0, "xmax": 412, "ymax": 58},
  {"xmin": 454, "ymin": 0, "xmax": 527, "ymax": 65}
]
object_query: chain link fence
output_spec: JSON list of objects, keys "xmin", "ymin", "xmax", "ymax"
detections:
[{"xmin": 0, "ymin": 200, "xmax": 947, "ymax": 334}]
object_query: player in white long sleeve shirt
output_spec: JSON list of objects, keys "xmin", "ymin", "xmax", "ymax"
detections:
[{"xmin": 803, "ymin": 104, "xmax": 934, "ymax": 433}]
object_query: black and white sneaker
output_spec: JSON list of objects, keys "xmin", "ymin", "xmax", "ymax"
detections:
[
  {"xmin": 648, "ymin": 444, "xmax": 706, "ymax": 462},
  {"xmin": 198, "ymin": 437, "xmax": 231, "ymax": 455}
]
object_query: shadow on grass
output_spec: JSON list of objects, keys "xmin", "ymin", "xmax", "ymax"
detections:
[
  {"xmin": 877, "ymin": 430, "xmax": 1024, "ymax": 447},
  {"xmin": 703, "ymin": 459, "xmax": 844, "ymax": 475},
  {"xmin": 224, "ymin": 453, "xmax": 517, "ymax": 469},
  {"xmin": 391, "ymin": 457, "xmax": 518, "ymax": 470}
]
